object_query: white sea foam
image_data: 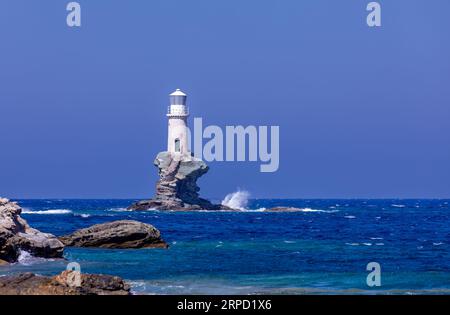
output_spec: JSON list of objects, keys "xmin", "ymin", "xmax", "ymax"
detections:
[
  {"xmin": 239, "ymin": 207, "xmax": 338, "ymax": 213},
  {"xmin": 344, "ymin": 215, "xmax": 356, "ymax": 219},
  {"xmin": 17, "ymin": 250, "xmax": 34, "ymax": 265},
  {"xmin": 21, "ymin": 209, "xmax": 72, "ymax": 215},
  {"xmin": 221, "ymin": 190, "xmax": 250, "ymax": 210},
  {"xmin": 17, "ymin": 250, "xmax": 53, "ymax": 266},
  {"xmin": 392, "ymin": 204, "xmax": 406, "ymax": 208},
  {"xmin": 299, "ymin": 208, "xmax": 338, "ymax": 213},
  {"xmin": 107, "ymin": 207, "xmax": 130, "ymax": 212},
  {"xmin": 76, "ymin": 213, "xmax": 91, "ymax": 218}
]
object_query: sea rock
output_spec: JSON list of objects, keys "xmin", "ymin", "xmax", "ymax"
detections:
[
  {"xmin": 128, "ymin": 151, "xmax": 233, "ymax": 211},
  {"xmin": 0, "ymin": 271, "xmax": 130, "ymax": 295},
  {"xmin": 59, "ymin": 220, "xmax": 168, "ymax": 249},
  {"xmin": 0, "ymin": 198, "xmax": 64, "ymax": 263}
]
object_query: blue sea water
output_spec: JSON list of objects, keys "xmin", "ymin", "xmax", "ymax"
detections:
[{"xmin": 1, "ymin": 199, "xmax": 449, "ymax": 294}]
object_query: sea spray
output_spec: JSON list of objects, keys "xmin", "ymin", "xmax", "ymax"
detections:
[
  {"xmin": 221, "ymin": 190, "xmax": 250, "ymax": 210},
  {"xmin": 21, "ymin": 209, "xmax": 73, "ymax": 215},
  {"xmin": 17, "ymin": 250, "xmax": 52, "ymax": 266}
]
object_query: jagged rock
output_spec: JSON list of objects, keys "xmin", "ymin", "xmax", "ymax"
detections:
[
  {"xmin": 128, "ymin": 151, "xmax": 233, "ymax": 211},
  {"xmin": 0, "ymin": 271, "xmax": 131, "ymax": 295},
  {"xmin": 59, "ymin": 220, "xmax": 168, "ymax": 249},
  {"xmin": 0, "ymin": 198, "xmax": 64, "ymax": 263}
]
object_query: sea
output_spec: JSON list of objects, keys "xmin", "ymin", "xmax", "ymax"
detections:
[{"xmin": 1, "ymin": 195, "xmax": 449, "ymax": 295}]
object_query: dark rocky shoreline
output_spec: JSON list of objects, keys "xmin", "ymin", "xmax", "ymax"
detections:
[
  {"xmin": 0, "ymin": 198, "xmax": 64, "ymax": 264},
  {"xmin": 0, "ymin": 271, "xmax": 131, "ymax": 295}
]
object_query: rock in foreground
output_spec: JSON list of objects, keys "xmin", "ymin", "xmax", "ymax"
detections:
[
  {"xmin": 59, "ymin": 220, "xmax": 168, "ymax": 249},
  {"xmin": 128, "ymin": 152, "xmax": 233, "ymax": 211},
  {"xmin": 0, "ymin": 271, "xmax": 130, "ymax": 295},
  {"xmin": 0, "ymin": 198, "xmax": 64, "ymax": 263}
]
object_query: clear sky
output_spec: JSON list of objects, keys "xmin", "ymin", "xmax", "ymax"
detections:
[{"xmin": 1, "ymin": 0, "xmax": 449, "ymax": 199}]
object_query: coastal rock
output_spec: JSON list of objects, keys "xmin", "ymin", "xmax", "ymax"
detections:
[
  {"xmin": 0, "ymin": 198, "xmax": 64, "ymax": 263},
  {"xmin": 0, "ymin": 271, "xmax": 130, "ymax": 295},
  {"xmin": 128, "ymin": 151, "xmax": 233, "ymax": 211},
  {"xmin": 59, "ymin": 220, "xmax": 168, "ymax": 249}
]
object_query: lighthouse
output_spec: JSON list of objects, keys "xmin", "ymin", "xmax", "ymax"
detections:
[{"xmin": 167, "ymin": 89, "xmax": 189, "ymax": 155}]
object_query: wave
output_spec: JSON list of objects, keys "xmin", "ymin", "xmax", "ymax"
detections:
[
  {"xmin": 258, "ymin": 208, "xmax": 339, "ymax": 213},
  {"xmin": 17, "ymin": 250, "xmax": 54, "ymax": 266},
  {"xmin": 21, "ymin": 209, "xmax": 73, "ymax": 215},
  {"xmin": 221, "ymin": 190, "xmax": 250, "ymax": 210},
  {"xmin": 107, "ymin": 207, "xmax": 132, "ymax": 212},
  {"xmin": 296, "ymin": 208, "xmax": 339, "ymax": 213},
  {"xmin": 195, "ymin": 207, "xmax": 338, "ymax": 213},
  {"xmin": 392, "ymin": 204, "xmax": 406, "ymax": 208}
]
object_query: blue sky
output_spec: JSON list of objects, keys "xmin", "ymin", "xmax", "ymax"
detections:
[{"xmin": 1, "ymin": 0, "xmax": 449, "ymax": 199}]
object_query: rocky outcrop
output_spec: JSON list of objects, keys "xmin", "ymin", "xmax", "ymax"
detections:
[
  {"xmin": 128, "ymin": 151, "xmax": 233, "ymax": 211},
  {"xmin": 0, "ymin": 271, "xmax": 130, "ymax": 295},
  {"xmin": 0, "ymin": 198, "xmax": 64, "ymax": 263},
  {"xmin": 59, "ymin": 220, "xmax": 168, "ymax": 249}
]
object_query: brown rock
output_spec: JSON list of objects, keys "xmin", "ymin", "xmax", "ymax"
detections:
[
  {"xmin": 0, "ymin": 198, "xmax": 64, "ymax": 263},
  {"xmin": 59, "ymin": 220, "xmax": 168, "ymax": 249},
  {"xmin": 0, "ymin": 271, "xmax": 130, "ymax": 295}
]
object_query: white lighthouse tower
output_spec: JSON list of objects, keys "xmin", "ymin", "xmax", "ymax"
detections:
[{"xmin": 167, "ymin": 89, "xmax": 189, "ymax": 155}]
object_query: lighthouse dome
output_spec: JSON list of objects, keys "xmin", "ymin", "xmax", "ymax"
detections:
[
  {"xmin": 170, "ymin": 89, "xmax": 187, "ymax": 106},
  {"xmin": 170, "ymin": 89, "xmax": 186, "ymax": 96}
]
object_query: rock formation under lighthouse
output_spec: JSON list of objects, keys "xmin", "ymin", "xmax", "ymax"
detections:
[{"xmin": 128, "ymin": 151, "xmax": 232, "ymax": 211}]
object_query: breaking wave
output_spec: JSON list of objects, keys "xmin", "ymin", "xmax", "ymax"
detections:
[
  {"xmin": 222, "ymin": 190, "xmax": 250, "ymax": 210},
  {"xmin": 17, "ymin": 250, "xmax": 54, "ymax": 266},
  {"xmin": 107, "ymin": 207, "xmax": 131, "ymax": 212},
  {"xmin": 296, "ymin": 208, "xmax": 339, "ymax": 213},
  {"xmin": 21, "ymin": 209, "xmax": 73, "ymax": 215}
]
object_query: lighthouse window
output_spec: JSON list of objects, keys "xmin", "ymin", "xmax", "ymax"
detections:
[
  {"xmin": 175, "ymin": 139, "xmax": 181, "ymax": 152},
  {"xmin": 171, "ymin": 96, "xmax": 186, "ymax": 105}
]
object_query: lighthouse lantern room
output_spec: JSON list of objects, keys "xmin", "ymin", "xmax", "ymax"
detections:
[{"xmin": 167, "ymin": 89, "xmax": 189, "ymax": 155}]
